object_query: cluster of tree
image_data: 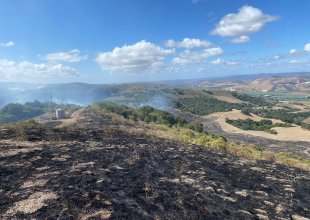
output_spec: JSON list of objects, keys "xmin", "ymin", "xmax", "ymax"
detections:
[
  {"xmin": 92, "ymin": 102, "xmax": 204, "ymax": 133},
  {"xmin": 172, "ymin": 91, "xmax": 277, "ymax": 116},
  {"xmin": 247, "ymin": 108, "xmax": 310, "ymax": 125},
  {"xmin": 232, "ymin": 93, "xmax": 274, "ymax": 107},
  {"xmin": 241, "ymin": 108, "xmax": 252, "ymax": 116},
  {"xmin": 225, "ymin": 118, "xmax": 291, "ymax": 134},
  {"xmin": 0, "ymin": 101, "xmax": 77, "ymax": 123},
  {"xmin": 173, "ymin": 97, "xmax": 245, "ymax": 115}
]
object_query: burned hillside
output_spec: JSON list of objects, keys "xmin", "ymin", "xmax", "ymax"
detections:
[{"xmin": 0, "ymin": 109, "xmax": 309, "ymax": 220}]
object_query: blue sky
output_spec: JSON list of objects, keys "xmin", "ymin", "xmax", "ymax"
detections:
[{"xmin": 0, "ymin": 0, "xmax": 310, "ymax": 83}]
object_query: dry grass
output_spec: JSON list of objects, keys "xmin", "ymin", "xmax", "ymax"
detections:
[
  {"xmin": 21, "ymin": 179, "xmax": 47, "ymax": 188},
  {"xmin": 5, "ymin": 192, "xmax": 58, "ymax": 216},
  {"xmin": 116, "ymin": 116, "xmax": 310, "ymax": 171},
  {"xmin": 0, "ymin": 140, "xmax": 43, "ymax": 158},
  {"xmin": 79, "ymin": 209, "xmax": 112, "ymax": 220}
]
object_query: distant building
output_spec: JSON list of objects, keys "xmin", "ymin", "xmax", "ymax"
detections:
[{"xmin": 56, "ymin": 109, "xmax": 65, "ymax": 120}]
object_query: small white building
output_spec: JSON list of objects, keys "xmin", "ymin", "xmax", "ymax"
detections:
[{"xmin": 56, "ymin": 108, "xmax": 66, "ymax": 120}]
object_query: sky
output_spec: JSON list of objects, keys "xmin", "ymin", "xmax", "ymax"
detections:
[{"xmin": 0, "ymin": 0, "xmax": 310, "ymax": 84}]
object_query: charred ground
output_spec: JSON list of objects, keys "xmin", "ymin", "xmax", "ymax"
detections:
[{"xmin": 0, "ymin": 109, "xmax": 309, "ymax": 219}]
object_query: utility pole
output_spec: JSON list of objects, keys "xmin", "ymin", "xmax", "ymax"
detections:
[{"xmin": 49, "ymin": 89, "xmax": 53, "ymax": 120}]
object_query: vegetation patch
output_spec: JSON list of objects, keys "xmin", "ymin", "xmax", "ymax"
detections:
[
  {"xmin": 232, "ymin": 92, "xmax": 274, "ymax": 106},
  {"xmin": 174, "ymin": 97, "xmax": 244, "ymax": 115},
  {"xmin": 225, "ymin": 118, "xmax": 291, "ymax": 134},
  {"xmin": 173, "ymin": 92, "xmax": 274, "ymax": 116},
  {"xmin": 245, "ymin": 108, "xmax": 310, "ymax": 128},
  {"xmin": 91, "ymin": 102, "xmax": 204, "ymax": 133}
]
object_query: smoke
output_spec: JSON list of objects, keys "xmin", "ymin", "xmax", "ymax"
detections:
[
  {"xmin": 138, "ymin": 95, "xmax": 171, "ymax": 110},
  {"xmin": 0, "ymin": 82, "xmax": 176, "ymax": 111}
]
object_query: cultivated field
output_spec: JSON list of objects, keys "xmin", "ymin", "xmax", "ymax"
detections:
[{"xmin": 206, "ymin": 109, "xmax": 310, "ymax": 142}]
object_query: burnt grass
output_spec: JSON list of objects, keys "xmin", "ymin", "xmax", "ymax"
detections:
[{"xmin": 0, "ymin": 111, "xmax": 310, "ymax": 219}]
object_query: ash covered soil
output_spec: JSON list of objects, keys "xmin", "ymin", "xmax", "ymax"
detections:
[{"xmin": 0, "ymin": 109, "xmax": 310, "ymax": 220}]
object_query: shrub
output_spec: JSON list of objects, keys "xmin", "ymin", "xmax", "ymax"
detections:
[
  {"xmin": 92, "ymin": 102, "xmax": 195, "ymax": 130},
  {"xmin": 186, "ymin": 123, "xmax": 204, "ymax": 133},
  {"xmin": 225, "ymin": 118, "xmax": 287, "ymax": 134}
]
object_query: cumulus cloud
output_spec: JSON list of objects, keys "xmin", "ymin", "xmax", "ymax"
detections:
[
  {"xmin": 211, "ymin": 58, "xmax": 238, "ymax": 65},
  {"xmin": 165, "ymin": 38, "xmax": 212, "ymax": 49},
  {"xmin": 43, "ymin": 49, "xmax": 87, "ymax": 63},
  {"xmin": 173, "ymin": 47, "xmax": 223, "ymax": 65},
  {"xmin": 211, "ymin": 5, "xmax": 278, "ymax": 37},
  {"xmin": 289, "ymin": 49, "xmax": 297, "ymax": 54},
  {"xmin": 96, "ymin": 40, "xmax": 175, "ymax": 73},
  {"xmin": 0, "ymin": 41, "xmax": 15, "ymax": 47},
  {"xmin": 305, "ymin": 43, "xmax": 310, "ymax": 52},
  {"xmin": 0, "ymin": 59, "xmax": 78, "ymax": 81},
  {"xmin": 229, "ymin": 35, "xmax": 250, "ymax": 43}
]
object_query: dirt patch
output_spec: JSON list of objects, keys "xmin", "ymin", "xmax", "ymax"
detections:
[
  {"xmin": 304, "ymin": 117, "xmax": 310, "ymax": 124},
  {"xmin": 56, "ymin": 108, "xmax": 86, "ymax": 128}
]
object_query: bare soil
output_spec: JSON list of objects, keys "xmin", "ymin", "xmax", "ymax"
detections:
[{"xmin": 304, "ymin": 117, "xmax": 310, "ymax": 124}]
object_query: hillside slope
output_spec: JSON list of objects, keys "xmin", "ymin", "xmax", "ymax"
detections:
[
  {"xmin": 0, "ymin": 109, "xmax": 309, "ymax": 219},
  {"xmin": 230, "ymin": 75, "xmax": 310, "ymax": 92}
]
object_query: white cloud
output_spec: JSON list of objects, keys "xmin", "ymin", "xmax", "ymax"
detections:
[
  {"xmin": 43, "ymin": 49, "xmax": 87, "ymax": 63},
  {"xmin": 211, "ymin": 58, "xmax": 238, "ymax": 65},
  {"xmin": 272, "ymin": 49, "xmax": 306, "ymax": 61},
  {"xmin": 305, "ymin": 43, "xmax": 310, "ymax": 52},
  {"xmin": 0, "ymin": 41, "xmax": 15, "ymax": 47},
  {"xmin": 0, "ymin": 59, "xmax": 78, "ymax": 81},
  {"xmin": 165, "ymin": 38, "xmax": 212, "ymax": 49},
  {"xmin": 173, "ymin": 47, "xmax": 223, "ymax": 64},
  {"xmin": 289, "ymin": 59, "xmax": 309, "ymax": 64},
  {"xmin": 229, "ymin": 35, "xmax": 250, "ymax": 43},
  {"xmin": 211, "ymin": 58, "xmax": 223, "ymax": 65},
  {"xmin": 289, "ymin": 59, "xmax": 299, "ymax": 64},
  {"xmin": 289, "ymin": 49, "xmax": 297, "ymax": 54},
  {"xmin": 211, "ymin": 5, "xmax": 278, "ymax": 37},
  {"xmin": 96, "ymin": 40, "xmax": 175, "ymax": 73}
]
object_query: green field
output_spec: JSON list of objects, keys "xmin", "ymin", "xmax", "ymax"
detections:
[{"xmin": 242, "ymin": 91, "xmax": 310, "ymax": 101}]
